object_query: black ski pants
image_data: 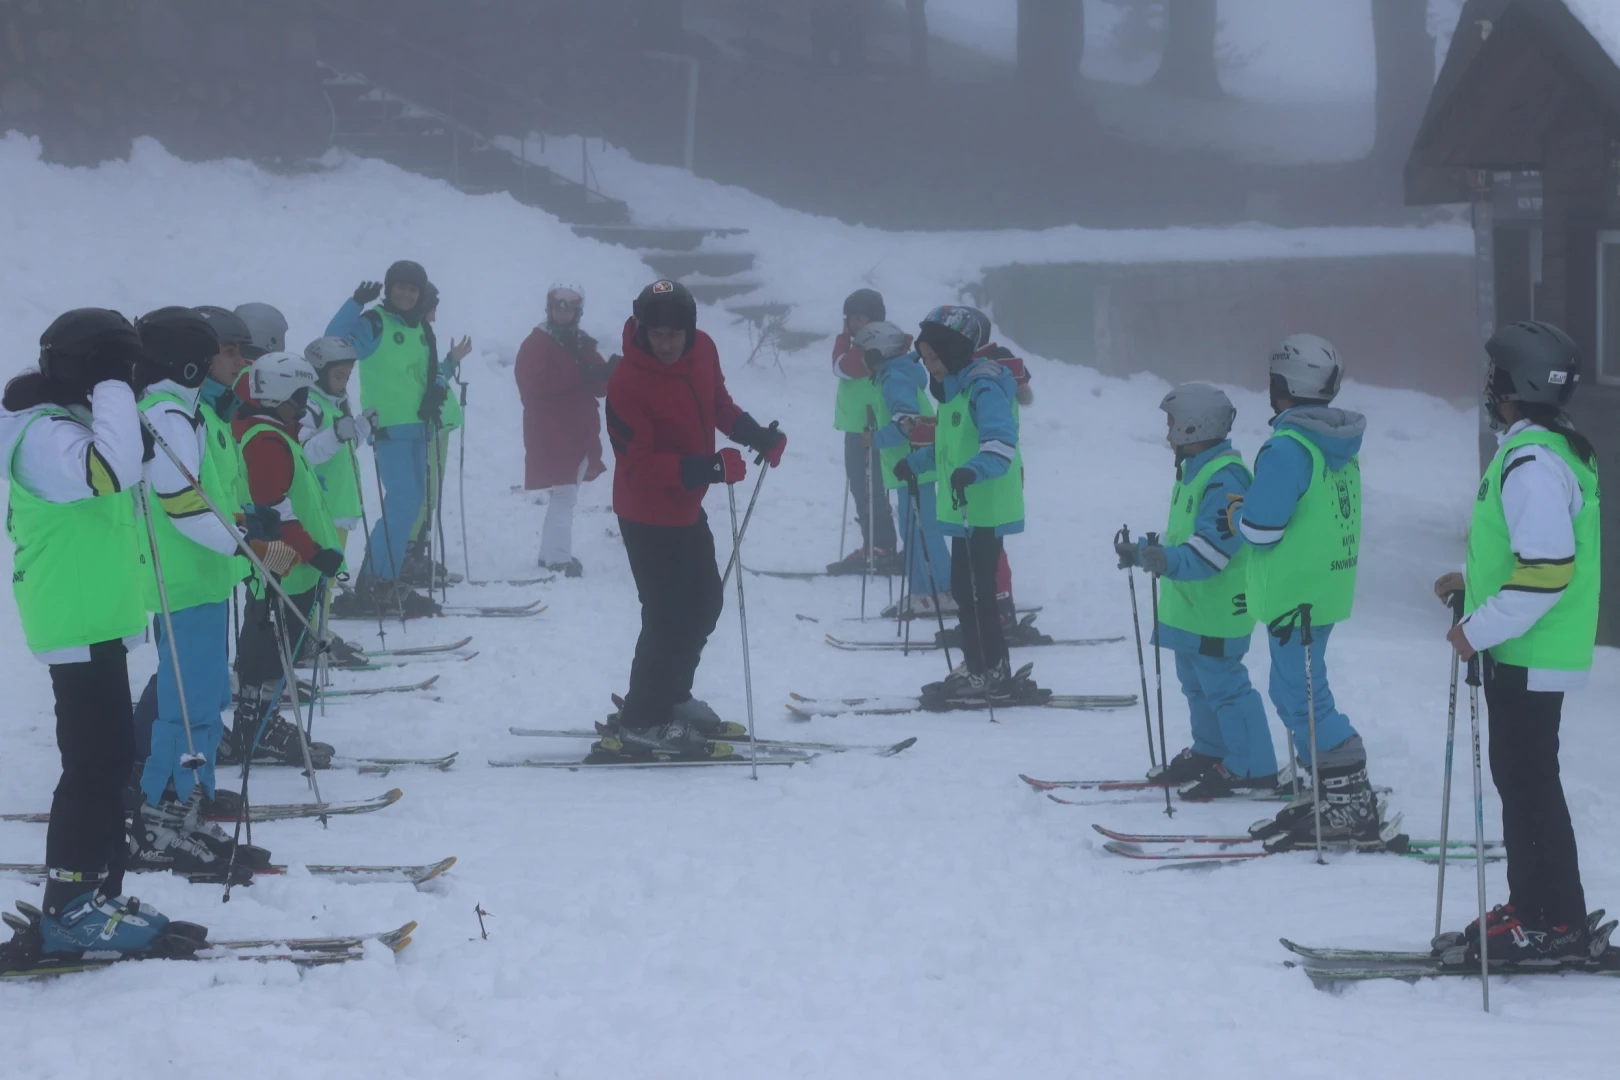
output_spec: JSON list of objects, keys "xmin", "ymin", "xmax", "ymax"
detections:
[
  {"xmin": 1484, "ymin": 658, "xmax": 1587, "ymax": 928},
  {"xmin": 951, "ymin": 529, "xmax": 1009, "ymax": 675},
  {"xmin": 46, "ymin": 640, "xmax": 135, "ymax": 900},
  {"xmin": 619, "ymin": 514, "xmax": 724, "ymax": 729},
  {"xmin": 234, "ymin": 585, "xmax": 318, "ymax": 690},
  {"xmin": 844, "ymin": 431, "xmax": 896, "ymax": 554}
]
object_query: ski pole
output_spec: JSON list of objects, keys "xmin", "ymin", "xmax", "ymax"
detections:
[
  {"xmin": 907, "ymin": 478, "xmax": 954, "ymax": 673},
  {"xmin": 457, "ymin": 377, "xmax": 472, "ymax": 583},
  {"xmin": 1434, "ymin": 591, "xmax": 1465, "ymax": 942},
  {"xmin": 861, "ymin": 415, "xmax": 876, "ymax": 622},
  {"xmin": 269, "ymin": 591, "xmax": 325, "ymax": 808},
  {"xmin": 434, "ymin": 424, "xmax": 452, "ymax": 604},
  {"xmin": 134, "ymin": 483, "xmax": 205, "ymax": 783},
  {"xmin": 309, "ymin": 578, "xmax": 330, "ymax": 735},
  {"xmin": 1146, "ymin": 531, "xmax": 1173, "ymax": 818},
  {"xmin": 1117, "ymin": 525, "xmax": 1158, "ymax": 771},
  {"xmin": 898, "ymin": 495, "xmax": 916, "ymax": 645},
  {"xmin": 370, "ymin": 438, "xmax": 408, "ymax": 625},
  {"xmin": 1300, "ymin": 603, "xmax": 1324, "ymax": 866},
  {"xmin": 348, "ymin": 445, "xmax": 387, "ymax": 649},
  {"xmin": 726, "ymin": 480, "xmax": 760, "ymax": 782},
  {"xmin": 838, "ymin": 474, "xmax": 851, "ymax": 565},
  {"xmin": 720, "ymin": 442, "xmax": 774, "ymax": 587},
  {"xmin": 957, "ymin": 496, "xmax": 997, "ymax": 725},
  {"xmin": 1466, "ymin": 640, "xmax": 1490, "ymax": 1011},
  {"xmin": 140, "ymin": 414, "xmax": 327, "ymax": 643}
]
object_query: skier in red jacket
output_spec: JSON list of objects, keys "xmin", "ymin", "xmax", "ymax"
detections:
[
  {"xmin": 598, "ymin": 279, "xmax": 786, "ymax": 760},
  {"xmin": 514, "ymin": 283, "xmax": 611, "ymax": 577}
]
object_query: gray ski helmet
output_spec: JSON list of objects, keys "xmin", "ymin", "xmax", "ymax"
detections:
[
  {"xmin": 1484, "ymin": 321, "xmax": 1580, "ymax": 421},
  {"xmin": 843, "ymin": 288, "xmax": 886, "ymax": 322},
  {"xmin": 235, "ymin": 303, "xmax": 288, "ymax": 355},
  {"xmin": 304, "ymin": 335, "xmax": 359, "ymax": 371},
  {"xmin": 193, "ymin": 306, "xmax": 256, "ymax": 356},
  {"xmin": 964, "ymin": 307, "xmax": 993, "ymax": 350},
  {"xmin": 1269, "ymin": 333, "xmax": 1342, "ymax": 403},
  {"xmin": 1160, "ymin": 382, "xmax": 1236, "ymax": 448},
  {"xmin": 852, "ymin": 320, "xmax": 912, "ymax": 362}
]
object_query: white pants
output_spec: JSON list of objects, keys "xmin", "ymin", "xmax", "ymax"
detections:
[{"xmin": 539, "ymin": 459, "xmax": 588, "ymax": 565}]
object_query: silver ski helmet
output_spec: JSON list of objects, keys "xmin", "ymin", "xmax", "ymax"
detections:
[
  {"xmin": 247, "ymin": 351, "xmax": 318, "ymax": 408},
  {"xmin": 304, "ymin": 335, "xmax": 358, "ymax": 371},
  {"xmin": 852, "ymin": 320, "xmax": 912, "ymax": 362},
  {"xmin": 1269, "ymin": 333, "xmax": 1342, "ymax": 404},
  {"xmin": 1160, "ymin": 382, "xmax": 1236, "ymax": 448},
  {"xmin": 1484, "ymin": 320, "xmax": 1580, "ymax": 426},
  {"xmin": 235, "ymin": 302, "xmax": 288, "ymax": 355},
  {"xmin": 193, "ymin": 305, "xmax": 256, "ymax": 357}
]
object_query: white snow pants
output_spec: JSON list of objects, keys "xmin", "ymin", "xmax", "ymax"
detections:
[{"xmin": 540, "ymin": 459, "xmax": 588, "ymax": 565}]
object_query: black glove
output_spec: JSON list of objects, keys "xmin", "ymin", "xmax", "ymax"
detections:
[
  {"xmin": 242, "ymin": 504, "xmax": 282, "ymax": 542},
  {"xmin": 731, "ymin": 414, "xmax": 786, "ymax": 467},
  {"xmin": 353, "ymin": 281, "xmax": 383, "ymax": 306},
  {"xmin": 680, "ymin": 449, "xmax": 746, "ymax": 490},
  {"xmin": 1140, "ymin": 545, "xmax": 1169, "ymax": 576},
  {"xmin": 893, "ymin": 459, "xmax": 916, "ymax": 485},
  {"xmin": 949, "ymin": 467, "xmax": 976, "ymax": 496},
  {"xmin": 309, "ymin": 548, "xmax": 345, "ymax": 577},
  {"xmin": 1114, "ymin": 538, "xmax": 1140, "ymax": 570},
  {"xmin": 418, "ymin": 381, "xmax": 448, "ymax": 424}
]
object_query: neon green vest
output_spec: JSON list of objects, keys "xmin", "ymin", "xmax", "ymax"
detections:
[
  {"xmin": 239, "ymin": 422, "xmax": 342, "ymax": 596},
  {"xmin": 137, "ymin": 391, "xmax": 241, "ymax": 611},
  {"xmin": 1159, "ymin": 452, "xmax": 1257, "ymax": 640},
  {"xmin": 360, "ymin": 309, "xmax": 430, "ymax": 428},
  {"xmin": 879, "ymin": 388, "xmax": 937, "ymax": 490},
  {"xmin": 1245, "ymin": 429, "xmax": 1360, "ymax": 626},
  {"xmin": 307, "ymin": 389, "xmax": 364, "ymax": 521},
  {"xmin": 933, "ymin": 383, "xmax": 1023, "ymax": 530},
  {"xmin": 198, "ymin": 396, "xmax": 250, "ymax": 585},
  {"xmin": 834, "ymin": 376, "xmax": 884, "ymax": 434},
  {"xmin": 1465, "ymin": 429, "xmax": 1600, "ymax": 670},
  {"xmin": 6, "ymin": 409, "xmax": 149, "ymax": 653}
]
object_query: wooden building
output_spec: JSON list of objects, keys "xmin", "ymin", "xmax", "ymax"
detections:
[{"xmin": 1407, "ymin": 0, "xmax": 1620, "ymax": 642}]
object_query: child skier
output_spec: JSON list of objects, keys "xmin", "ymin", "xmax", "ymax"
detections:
[
  {"xmin": 515, "ymin": 282, "xmax": 611, "ymax": 577},
  {"xmin": 1434, "ymin": 321, "xmax": 1604, "ymax": 965},
  {"xmin": 828, "ymin": 288, "xmax": 901, "ymax": 575},
  {"xmin": 1115, "ymin": 383, "xmax": 1279, "ymax": 798},
  {"xmin": 858, "ymin": 319, "xmax": 953, "ymax": 617},
  {"xmin": 599, "ymin": 280, "xmax": 786, "ymax": 759},
  {"xmin": 895, "ymin": 306, "xmax": 1038, "ymax": 703},
  {"xmin": 224, "ymin": 352, "xmax": 346, "ymax": 770},
  {"xmin": 129, "ymin": 307, "xmax": 270, "ymax": 879},
  {"xmin": 1236, "ymin": 334, "xmax": 1380, "ymax": 850},
  {"xmin": 0, "ymin": 308, "xmax": 201, "ymax": 960}
]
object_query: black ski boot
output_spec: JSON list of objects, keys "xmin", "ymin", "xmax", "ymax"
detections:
[
  {"xmin": 590, "ymin": 716, "xmax": 729, "ymax": 762},
  {"xmin": 544, "ymin": 557, "xmax": 584, "ymax": 579},
  {"xmin": 1148, "ymin": 747, "xmax": 1220, "ymax": 786},
  {"xmin": 1259, "ymin": 762, "xmax": 1382, "ymax": 852},
  {"xmin": 1443, "ymin": 910, "xmax": 1594, "ymax": 969},
  {"xmin": 1001, "ymin": 613, "xmax": 1054, "ymax": 647},
  {"xmin": 128, "ymin": 796, "xmax": 254, "ymax": 884},
  {"xmin": 1178, "ymin": 764, "xmax": 1278, "ymax": 800},
  {"xmin": 181, "ymin": 788, "xmax": 272, "ymax": 868}
]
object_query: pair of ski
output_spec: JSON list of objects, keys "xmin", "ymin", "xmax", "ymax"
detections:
[
  {"xmin": 323, "ymin": 639, "xmax": 479, "ymax": 672},
  {"xmin": 331, "ymin": 598, "xmax": 545, "ymax": 622},
  {"xmin": 1282, "ymin": 911, "xmax": 1620, "ymax": 984},
  {"xmin": 823, "ymin": 633, "xmax": 1124, "ymax": 653},
  {"xmin": 279, "ymin": 673, "xmax": 443, "ymax": 702},
  {"xmin": 1089, "ymin": 823, "xmax": 1503, "ymax": 866},
  {"xmin": 506, "ymin": 727, "xmax": 918, "ymax": 759},
  {"xmin": 1020, "ymin": 773, "xmax": 1300, "ymax": 806},
  {"xmin": 788, "ymin": 665, "xmax": 1137, "ymax": 717},
  {"xmin": 0, "ymin": 857, "xmax": 455, "ymax": 888},
  {"xmin": 1, "ymin": 788, "xmax": 406, "ymax": 825}
]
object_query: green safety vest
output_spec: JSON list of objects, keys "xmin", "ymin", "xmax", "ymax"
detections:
[
  {"xmin": 6, "ymin": 409, "xmax": 149, "ymax": 653},
  {"xmin": 360, "ymin": 309, "xmax": 430, "ymax": 429},
  {"xmin": 933, "ymin": 382, "xmax": 1023, "ymax": 530},
  {"xmin": 834, "ymin": 375, "xmax": 884, "ymax": 434},
  {"xmin": 878, "ymin": 386, "xmax": 937, "ymax": 491},
  {"xmin": 1245, "ymin": 429, "xmax": 1360, "ymax": 626},
  {"xmin": 198, "ymin": 396, "xmax": 250, "ymax": 586},
  {"xmin": 137, "ymin": 390, "xmax": 242, "ymax": 611},
  {"xmin": 1159, "ymin": 452, "xmax": 1257, "ymax": 640},
  {"xmin": 307, "ymin": 389, "xmax": 364, "ymax": 521},
  {"xmin": 239, "ymin": 421, "xmax": 343, "ymax": 596},
  {"xmin": 1465, "ymin": 429, "xmax": 1601, "ymax": 670}
]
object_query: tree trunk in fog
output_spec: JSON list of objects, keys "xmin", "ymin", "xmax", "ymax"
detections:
[
  {"xmin": 1370, "ymin": 0, "xmax": 1435, "ymax": 164},
  {"xmin": 1016, "ymin": 0, "xmax": 1084, "ymax": 96},
  {"xmin": 1150, "ymin": 0, "xmax": 1221, "ymax": 98}
]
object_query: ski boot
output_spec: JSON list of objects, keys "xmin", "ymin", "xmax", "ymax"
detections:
[
  {"xmin": 182, "ymin": 788, "xmax": 272, "ymax": 869},
  {"xmin": 544, "ymin": 557, "xmax": 584, "ymax": 579},
  {"xmin": 882, "ymin": 593, "xmax": 958, "ymax": 620},
  {"xmin": 589, "ymin": 716, "xmax": 729, "ymax": 762},
  {"xmin": 400, "ymin": 543, "xmax": 460, "ymax": 588},
  {"xmin": 34, "ymin": 870, "xmax": 207, "ymax": 958},
  {"xmin": 328, "ymin": 582, "xmax": 373, "ymax": 620},
  {"xmin": 128, "ymin": 797, "xmax": 254, "ymax": 884},
  {"xmin": 1001, "ymin": 613, "xmax": 1053, "ymax": 647},
  {"xmin": 300, "ymin": 634, "xmax": 368, "ymax": 669},
  {"xmin": 1258, "ymin": 763, "xmax": 1384, "ymax": 853},
  {"xmin": 1432, "ymin": 903, "xmax": 1521, "ymax": 954},
  {"xmin": 670, "ymin": 697, "xmax": 748, "ymax": 740},
  {"xmin": 1148, "ymin": 747, "xmax": 1220, "ymax": 786},
  {"xmin": 826, "ymin": 547, "xmax": 898, "ymax": 576},
  {"xmin": 1440, "ymin": 909, "xmax": 1597, "ymax": 970},
  {"xmin": 921, "ymin": 662, "xmax": 980, "ymax": 701},
  {"xmin": 197, "ymin": 786, "xmax": 244, "ymax": 823},
  {"xmin": 1178, "ymin": 764, "xmax": 1278, "ymax": 801},
  {"xmin": 220, "ymin": 697, "xmax": 335, "ymax": 770},
  {"xmin": 986, "ymin": 660, "xmax": 1050, "ymax": 705}
]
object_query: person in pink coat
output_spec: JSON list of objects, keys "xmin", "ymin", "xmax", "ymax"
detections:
[{"xmin": 514, "ymin": 284, "xmax": 612, "ymax": 576}]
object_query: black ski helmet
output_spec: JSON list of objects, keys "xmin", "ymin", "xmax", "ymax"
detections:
[
  {"xmin": 38, "ymin": 308, "xmax": 144, "ymax": 388},
  {"xmin": 385, "ymin": 259, "xmax": 429, "ymax": 294},
  {"xmin": 634, "ymin": 279, "xmax": 698, "ymax": 334},
  {"xmin": 136, "ymin": 307, "xmax": 220, "ymax": 389},
  {"xmin": 194, "ymin": 305, "xmax": 257, "ymax": 357},
  {"xmin": 843, "ymin": 288, "xmax": 886, "ymax": 323},
  {"xmin": 1484, "ymin": 320, "xmax": 1581, "ymax": 425}
]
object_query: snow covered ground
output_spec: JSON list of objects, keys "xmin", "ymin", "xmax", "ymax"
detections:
[{"xmin": 0, "ymin": 135, "xmax": 1616, "ymax": 1077}]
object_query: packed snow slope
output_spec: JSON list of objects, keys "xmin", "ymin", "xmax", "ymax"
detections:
[{"xmin": 0, "ymin": 136, "xmax": 1614, "ymax": 1079}]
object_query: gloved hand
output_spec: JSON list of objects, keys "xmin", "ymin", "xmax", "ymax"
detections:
[
  {"xmin": 1114, "ymin": 538, "xmax": 1141, "ymax": 570},
  {"xmin": 308, "ymin": 548, "xmax": 346, "ymax": 577},
  {"xmin": 949, "ymin": 467, "xmax": 976, "ymax": 498},
  {"xmin": 680, "ymin": 448, "xmax": 746, "ymax": 490},
  {"xmin": 892, "ymin": 459, "xmax": 916, "ymax": 486},
  {"xmin": 334, "ymin": 411, "xmax": 372, "ymax": 444},
  {"xmin": 751, "ymin": 422, "xmax": 786, "ymax": 468},
  {"xmin": 418, "ymin": 381, "xmax": 448, "ymax": 424},
  {"xmin": 242, "ymin": 504, "xmax": 282, "ymax": 542},
  {"xmin": 353, "ymin": 281, "xmax": 383, "ymax": 306},
  {"xmin": 907, "ymin": 417, "xmax": 936, "ymax": 450},
  {"xmin": 1140, "ymin": 544, "xmax": 1169, "ymax": 576},
  {"xmin": 249, "ymin": 539, "xmax": 298, "ymax": 576}
]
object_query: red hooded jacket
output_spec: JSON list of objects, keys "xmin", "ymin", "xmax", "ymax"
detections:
[
  {"xmin": 605, "ymin": 318, "xmax": 743, "ymax": 527},
  {"xmin": 514, "ymin": 324, "xmax": 610, "ymax": 489}
]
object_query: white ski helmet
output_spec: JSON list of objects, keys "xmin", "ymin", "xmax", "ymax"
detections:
[
  {"xmin": 852, "ymin": 319, "xmax": 912, "ymax": 361},
  {"xmin": 248, "ymin": 351, "xmax": 318, "ymax": 407},
  {"xmin": 1269, "ymin": 333, "xmax": 1343, "ymax": 403},
  {"xmin": 235, "ymin": 303, "xmax": 289, "ymax": 355},
  {"xmin": 1160, "ymin": 382, "xmax": 1236, "ymax": 447},
  {"xmin": 303, "ymin": 336, "xmax": 359, "ymax": 370},
  {"xmin": 547, "ymin": 282, "xmax": 585, "ymax": 307}
]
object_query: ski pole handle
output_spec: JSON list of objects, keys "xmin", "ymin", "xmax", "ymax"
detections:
[
  {"xmin": 1448, "ymin": 590, "xmax": 1465, "ymax": 624},
  {"xmin": 1298, "ymin": 603, "xmax": 1314, "ymax": 648}
]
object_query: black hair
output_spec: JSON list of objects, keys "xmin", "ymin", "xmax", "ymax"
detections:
[
  {"xmin": 1520, "ymin": 403, "xmax": 1598, "ymax": 468},
  {"xmin": 3, "ymin": 371, "xmax": 88, "ymax": 412}
]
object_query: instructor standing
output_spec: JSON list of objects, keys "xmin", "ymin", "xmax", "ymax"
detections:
[{"xmin": 600, "ymin": 280, "xmax": 786, "ymax": 760}]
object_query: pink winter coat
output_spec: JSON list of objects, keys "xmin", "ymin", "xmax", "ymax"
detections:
[{"xmin": 515, "ymin": 324, "xmax": 611, "ymax": 490}]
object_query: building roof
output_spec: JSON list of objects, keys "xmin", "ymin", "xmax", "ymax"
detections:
[{"xmin": 1565, "ymin": 0, "xmax": 1620, "ymax": 71}]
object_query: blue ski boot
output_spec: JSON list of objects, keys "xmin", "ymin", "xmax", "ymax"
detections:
[{"xmin": 37, "ymin": 870, "xmax": 204, "ymax": 957}]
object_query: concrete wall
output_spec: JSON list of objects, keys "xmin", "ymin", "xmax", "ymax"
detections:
[{"xmin": 982, "ymin": 254, "xmax": 1479, "ymax": 399}]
